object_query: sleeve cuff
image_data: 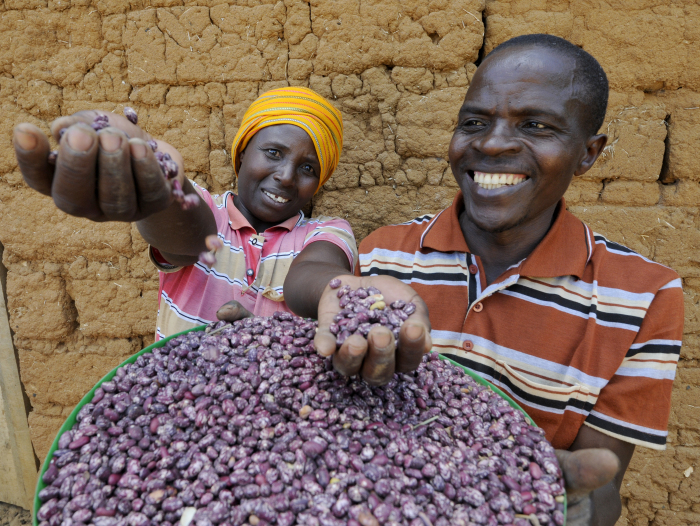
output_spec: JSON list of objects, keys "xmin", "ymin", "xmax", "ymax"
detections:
[{"xmin": 148, "ymin": 246, "xmax": 183, "ymax": 273}]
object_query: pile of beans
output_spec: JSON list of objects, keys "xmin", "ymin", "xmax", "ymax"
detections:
[
  {"xmin": 36, "ymin": 295, "xmax": 565, "ymax": 526},
  {"xmin": 327, "ymin": 280, "xmax": 416, "ymax": 346}
]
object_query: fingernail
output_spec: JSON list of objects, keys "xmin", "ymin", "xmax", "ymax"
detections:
[
  {"xmin": 405, "ymin": 323, "xmax": 423, "ymax": 341},
  {"xmin": 372, "ymin": 330, "xmax": 392, "ymax": 348},
  {"xmin": 14, "ymin": 127, "xmax": 37, "ymax": 150},
  {"xmin": 67, "ymin": 127, "xmax": 94, "ymax": 151},
  {"xmin": 348, "ymin": 341, "xmax": 365, "ymax": 355},
  {"xmin": 129, "ymin": 139, "xmax": 147, "ymax": 159},
  {"xmin": 99, "ymin": 132, "xmax": 121, "ymax": 152}
]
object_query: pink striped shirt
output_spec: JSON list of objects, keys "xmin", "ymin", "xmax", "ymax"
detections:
[{"xmin": 150, "ymin": 184, "xmax": 357, "ymax": 339}]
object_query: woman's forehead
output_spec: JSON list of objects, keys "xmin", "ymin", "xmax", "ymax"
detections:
[{"xmin": 250, "ymin": 124, "xmax": 320, "ymax": 163}]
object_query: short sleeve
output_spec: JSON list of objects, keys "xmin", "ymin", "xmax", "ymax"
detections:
[
  {"xmin": 301, "ymin": 216, "xmax": 358, "ymax": 269},
  {"xmin": 584, "ymin": 277, "xmax": 684, "ymax": 450}
]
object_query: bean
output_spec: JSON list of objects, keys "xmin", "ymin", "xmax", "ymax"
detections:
[{"xmin": 39, "ymin": 300, "xmax": 564, "ymax": 526}]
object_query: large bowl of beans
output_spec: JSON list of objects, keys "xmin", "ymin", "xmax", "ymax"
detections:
[{"xmin": 34, "ymin": 311, "xmax": 566, "ymax": 526}]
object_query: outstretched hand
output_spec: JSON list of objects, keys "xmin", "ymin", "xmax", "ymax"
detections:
[
  {"xmin": 314, "ymin": 275, "xmax": 432, "ymax": 386},
  {"xmin": 13, "ymin": 110, "xmax": 181, "ymax": 222},
  {"xmin": 556, "ymin": 448, "xmax": 620, "ymax": 525}
]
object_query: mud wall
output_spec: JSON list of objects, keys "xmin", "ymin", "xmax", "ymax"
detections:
[{"xmin": 0, "ymin": 0, "xmax": 698, "ymax": 523}]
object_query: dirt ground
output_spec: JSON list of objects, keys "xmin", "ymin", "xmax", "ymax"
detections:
[{"xmin": 0, "ymin": 503, "xmax": 30, "ymax": 526}]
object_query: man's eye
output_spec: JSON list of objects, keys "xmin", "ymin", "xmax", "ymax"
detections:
[
  {"xmin": 464, "ymin": 119, "xmax": 486, "ymax": 127},
  {"xmin": 525, "ymin": 122, "xmax": 547, "ymax": 129}
]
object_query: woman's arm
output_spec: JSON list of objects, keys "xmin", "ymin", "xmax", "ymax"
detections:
[
  {"xmin": 14, "ymin": 111, "xmax": 217, "ymax": 266},
  {"xmin": 283, "ymin": 240, "xmax": 353, "ymax": 319}
]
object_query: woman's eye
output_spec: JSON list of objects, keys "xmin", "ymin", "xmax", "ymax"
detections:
[
  {"xmin": 302, "ymin": 164, "xmax": 315, "ymax": 175},
  {"xmin": 267, "ymin": 149, "xmax": 280, "ymax": 157}
]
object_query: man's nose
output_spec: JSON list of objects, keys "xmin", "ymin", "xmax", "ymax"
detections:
[{"xmin": 473, "ymin": 122, "xmax": 521, "ymax": 156}]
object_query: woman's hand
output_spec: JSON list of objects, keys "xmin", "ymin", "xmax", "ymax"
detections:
[
  {"xmin": 13, "ymin": 110, "xmax": 181, "ymax": 222},
  {"xmin": 314, "ymin": 274, "xmax": 432, "ymax": 386},
  {"xmin": 216, "ymin": 301, "xmax": 255, "ymax": 323}
]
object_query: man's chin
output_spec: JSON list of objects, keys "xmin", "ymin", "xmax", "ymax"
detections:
[{"xmin": 463, "ymin": 209, "xmax": 528, "ymax": 235}]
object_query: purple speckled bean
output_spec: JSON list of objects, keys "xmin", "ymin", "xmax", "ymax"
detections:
[{"xmin": 39, "ymin": 307, "xmax": 564, "ymax": 526}]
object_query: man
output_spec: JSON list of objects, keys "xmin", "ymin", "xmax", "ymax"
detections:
[{"xmin": 300, "ymin": 35, "xmax": 683, "ymax": 525}]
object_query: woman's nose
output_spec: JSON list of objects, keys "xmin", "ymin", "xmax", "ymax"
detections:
[{"xmin": 274, "ymin": 162, "xmax": 295, "ymax": 185}]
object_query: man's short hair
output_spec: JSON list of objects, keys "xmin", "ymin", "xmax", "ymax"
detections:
[{"xmin": 487, "ymin": 34, "xmax": 609, "ymax": 136}]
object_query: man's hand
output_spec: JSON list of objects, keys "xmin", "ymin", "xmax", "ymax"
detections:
[
  {"xmin": 216, "ymin": 300, "xmax": 254, "ymax": 323},
  {"xmin": 556, "ymin": 448, "xmax": 620, "ymax": 525},
  {"xmin": 314, "ymin": 274, "xmax": 432, "ymax": 386},
  {"xmin": 13, "ymin": 110, "xmax": 180, "ymax": 222}
]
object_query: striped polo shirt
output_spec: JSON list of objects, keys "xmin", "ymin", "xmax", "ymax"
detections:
[
  {"xmin": 151, "ymin": 183, "xmax": 357, "ymax": 340},
  {"xmin": 358, "ymin": 193, "xmax": 683, "ymax": 451}
]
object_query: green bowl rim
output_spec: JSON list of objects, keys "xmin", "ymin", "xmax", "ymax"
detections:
[{"xmin": 34, "ymin": 325, "xmax": 566, "ymax": 524}]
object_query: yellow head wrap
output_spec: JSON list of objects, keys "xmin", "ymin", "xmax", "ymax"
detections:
[{"xmin": 231, "ymin": 87, "xmax": 343, "ymax": 193}]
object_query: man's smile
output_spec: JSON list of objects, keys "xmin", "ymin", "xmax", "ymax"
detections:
[
  {"xmin": 262, "ymin": 189, "xmax": 290, "ymax": 204},
  {"xmin": 472, "ymin": 171, "xmax": 529, "ymax": 190}
]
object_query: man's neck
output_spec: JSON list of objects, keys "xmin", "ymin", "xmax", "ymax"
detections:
[{"xmin": 459, "ymin": 204, "xmax": 559, "ymax": 286}]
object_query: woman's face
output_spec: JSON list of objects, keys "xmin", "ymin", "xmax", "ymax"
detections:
[{"xmin": 234, "ymin": 124, "xmax": 321, "ymax": 232}]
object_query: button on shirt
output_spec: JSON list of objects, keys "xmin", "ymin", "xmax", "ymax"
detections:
[
  {"xmin": 150, "ymin": 183, "xmax": 357, "ymax": 340},
  {"xmin": 358, "ymin": 193, "xmax": 683, "ymax": 451}
]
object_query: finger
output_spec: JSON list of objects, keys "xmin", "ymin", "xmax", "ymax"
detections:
[
  {"xmin": 96, "ymin": 127, "xmax": 138, "ymax": 221},
  {"xmin": 314, "ymin": 328, "xmax": 338, "ymax": 358},
  {"xmin": 361, "ymin": 326, "xmax": 396, "ymax": 386},
  {"xmin": 52, "ymin": 123, "xmax": 102, "ymax": 219},
  {"xmin": 51, "ymin": 111, "xmax": 100, "ymax": 141},
  {"xmin": 333, "ymin": 334, "xmax": 367, "ymax": 377},
  {"xmin": 216, "ymin": 301, "xmax": 254, "ymax": 322},
  {"xmin": 556, "ymin": 448, "xmax": 620, "ymax": 498},
  {"xmin": 51, "ymin": 110, "xmax": 149, "ymax": 142},
  {"xmin": 13, "ymin": 124, "xmax": 54, "ymax": 196},
  {"xmin": 128, "ymin": 138, "xmax": 172, "ymax": 217},
  {"xmin": 205, "ymin": 235, "xmax": 224, "ymax": 252},
  {"xmin": 314, "ymin": 281, "xmax": 347, "ymax": 357},
  {"xmin": 396, "ymin": 321, "xmax": 431, "ymax": 373}
]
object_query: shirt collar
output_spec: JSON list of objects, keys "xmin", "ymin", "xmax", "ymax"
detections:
[
  {"xmin": 226, "ymin": 194, "xmax": 302, "ymax": 233},
  {"xmin": 420, "ymin": 192, "xmax": 591, "ymax": 280}
]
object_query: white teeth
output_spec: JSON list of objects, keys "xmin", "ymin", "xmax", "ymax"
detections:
[
  {"xmin": 263, "ymin": 190, "xmax": 289, "ymax": 203},
  {"xmin": 473, "ymin": 171, "xmax": 527, "ymax": 190}
]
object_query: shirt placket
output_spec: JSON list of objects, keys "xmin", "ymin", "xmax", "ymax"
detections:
[
  {"xmin": 461, "ymin": 254, "xmax": 521, "ymax": 352},
  {"xmin": 245, "ymin": 234, "xmax": 265, "ymax": 287}
]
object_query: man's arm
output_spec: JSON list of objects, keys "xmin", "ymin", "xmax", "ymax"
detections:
[{"xmin": 13, "ymin": 112, "xmax": 217, "ymax": 266}]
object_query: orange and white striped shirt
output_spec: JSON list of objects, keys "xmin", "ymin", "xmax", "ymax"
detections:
[{"xmin": 358, "ymin": 193, "xmax": 683, "ymax": 450}]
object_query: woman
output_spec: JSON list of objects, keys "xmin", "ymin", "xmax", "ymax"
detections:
[{"xmin": 13, "ymin": 87, "xmax": 358, "ymax": 339}]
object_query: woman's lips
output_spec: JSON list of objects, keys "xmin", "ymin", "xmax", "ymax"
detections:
[
  {"xmin": 473, "ymin": 171, "xmax": 528, "ymax": 190},
  {"xmin": 262, "ymin": 189, "xmax": 290, "ymax": 204}
]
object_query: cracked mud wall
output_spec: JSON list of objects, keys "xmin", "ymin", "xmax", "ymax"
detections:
[{"xmin": 0, "ymin": 0, "xmax": 698, "ymax": 523}]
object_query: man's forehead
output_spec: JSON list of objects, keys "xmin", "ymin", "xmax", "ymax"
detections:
[{"xmin": 463, "ymin": 47, "xmax": 578, "ymax": 108}]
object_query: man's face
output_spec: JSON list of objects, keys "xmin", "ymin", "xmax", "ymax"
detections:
[
  {"xmin": 236, "ymin": 124, "xmax": 320, "ymax": 230},
  {"xmin": 449, "ymin": 47, "xmax": 600, "ymax": 234}
]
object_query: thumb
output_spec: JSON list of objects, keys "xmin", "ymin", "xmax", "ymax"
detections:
[
  {"xmin": 314, "ymin": 327, "xmax": 337, "ymax": 358},
  {"xmin": 216, "ymin": 301, "xmax": 253, "ymax": 322},
  {"xmin": 556, "ymin": 448, "xmax": 620, "ymax": 500}
]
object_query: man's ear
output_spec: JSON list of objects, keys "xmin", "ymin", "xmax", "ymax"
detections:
[{"xmin": 574, "ymin": 134, "xmax": 607, "ymax": 176}]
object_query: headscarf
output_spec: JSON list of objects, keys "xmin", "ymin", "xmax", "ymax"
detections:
[{"xmin": 231, "ymin": 87, "xmax": 343, "ymax": 193}]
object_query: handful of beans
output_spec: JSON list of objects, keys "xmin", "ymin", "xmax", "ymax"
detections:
[{"xmin": 37, "ymin": 286, "xmax": 565, "ymax": 526}]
